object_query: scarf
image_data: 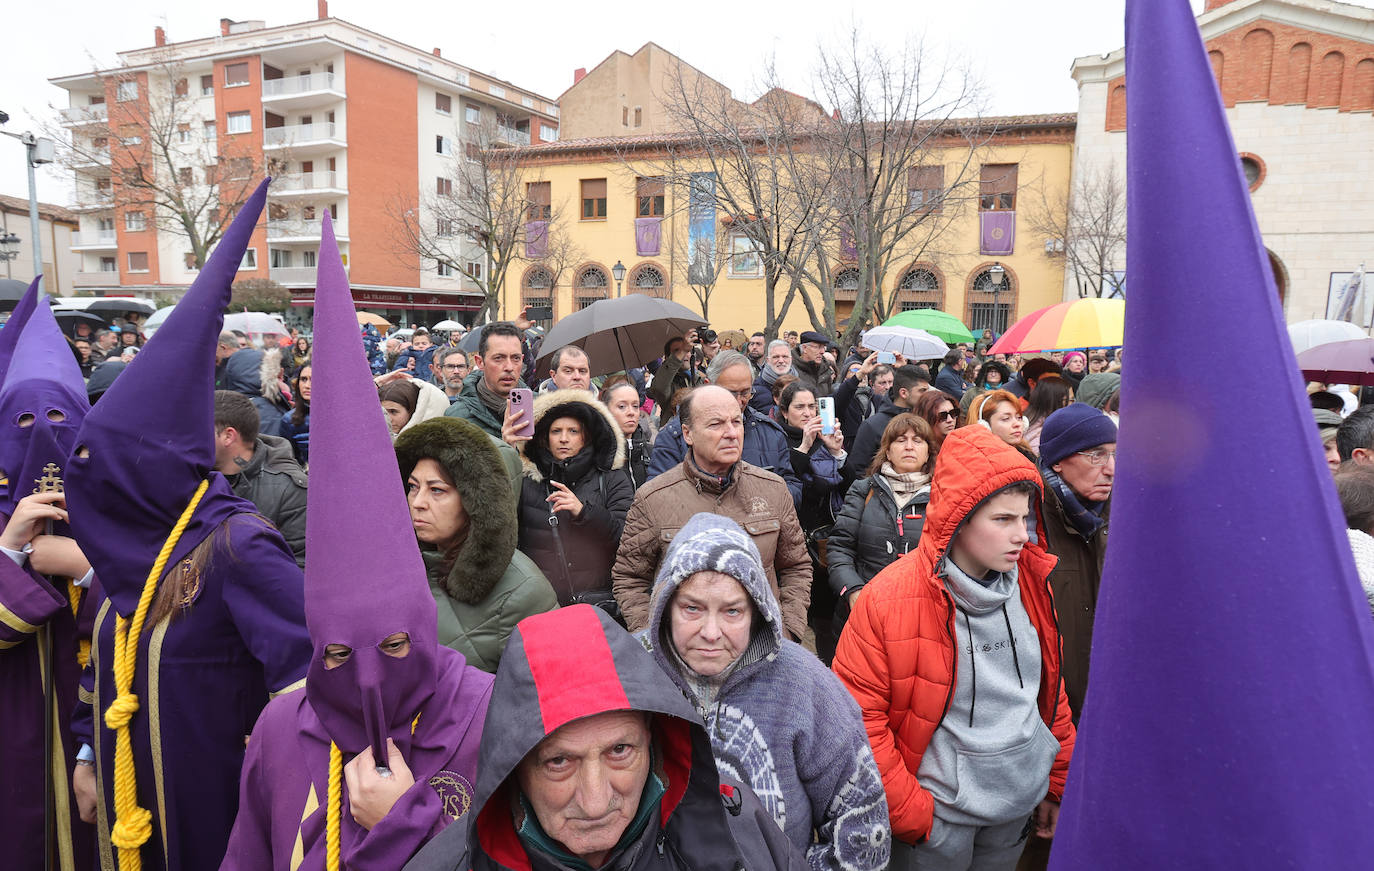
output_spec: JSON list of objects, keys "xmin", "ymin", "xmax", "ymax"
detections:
[
  {"xmin": 879, "ymin": 462, "xmax": 931, "ymax": 510},
  {"xmin": 474, "ymin": 375, "xmax": 508, "ymax": 419},
  {"xmin": 1041, "ymin": 464, "xmax": 1107, "ymax": 540},
  {"xmin": 759, "ymin": 362, "xmax": 795, "ymax": 387}
]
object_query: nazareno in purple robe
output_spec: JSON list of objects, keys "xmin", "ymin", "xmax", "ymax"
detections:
[{"xmin": 221, "ymin": 648, "xmax": 492, "ymax": 870}]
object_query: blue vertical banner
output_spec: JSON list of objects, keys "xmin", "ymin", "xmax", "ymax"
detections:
[{"xmin": 687, "ymin": 172, "xmax": 716, "ymax": 285}]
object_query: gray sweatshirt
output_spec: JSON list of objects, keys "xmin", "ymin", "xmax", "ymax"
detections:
[{"xmin": 916, "ymin": 556, "xmax": 1060, "ymax": 827}]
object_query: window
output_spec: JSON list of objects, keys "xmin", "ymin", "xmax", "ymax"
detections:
[
  {"xmin": 896, "ymin": 267, "xmax": 943, "ymax": 311},
  {"xmin": 577, "ymin": 266, "xmax": 609, "ymax": 309},
  {"xmin": 966, "ymin": 267, "xmax": 1015, "ymax": 333},
  {"xmin": 465, "ymin": 143, "xmax": 481, "ymax": 164},
  {"xmin": 728, "ymin": 233, "xmax": 762, "ymax": 277},
  {"xmin": 177, "ymin": 124, "xmax": 192, "ymax": 143},
  {"xmin": 99, "ymin": 256, "xmax": 117, "ymax": 273},
  {"xmin": 908, "ymin": 166, "xmax": 945, "ymax": 212},
  {"xmin": 302, "ymin": 250, "xmax": 316, "ymax": 267},
  {"xmin": 522, "ymin": 96, "xmax": 534, "ymax": 108},
  {"xmin": 465, "ymin": 106, "xmax": 481, "ymax": 125},
  {"xmin": 116, "ymin": 80, "xmax": 138, "ymax": 102},
  {"xmin": 631, "ymin": 264, "xmax": 666, "ymax": 297},
  {"xmin": 178, "ymin": 167, "xmax": 194, "ymax": 186},
  {"xmin": 127, "ymin": 251, "xmax": 149, "ymax": 272},
  {"xmin": 581, "ymin": 179, "xmax": 607, "ymax": 220},
  {"xmin": 436, "ymin": 177, "xmax": 453, "ymax": 197},
  {"xmin": 437, "ymin": 218, "xmax": 454, "ymax": 237},
  {"xmin": 540, "ymin": 124, "xmax": 558, "ymax": 142},
  {"xmin": 239, "ymin": 248, "xmax": 257, "ymax": 271},
  {"xmin": 489, "ymin": 84, "xmax": 506, "ymax": 98},
  {"xmin": 201, "ymin": 122, "xmax": 216, "ymax": 142},
  {"xmin": 527, "ymin": 181, "xmax": 551, "ymax": 221},
  {"xmin": 466, "ymin": 261, "xmax": 483, "ymax": 280},
  {"xmin": 225, "ymin": 62, "xmax": 250, "ymax": 87},
  {"xmin": 174, "ymin": 78, "xmax": 188, "ymax": 97},
  {"xmin": 636, "ymin": 177, "xmax": 665, "ymax": 217},
  {"xmin": 523, "ymin": 268, "xmax": 554, "ymax": 323},
  {"xmin": 271, "ymin": 249, "xmax": 292, "ymax": 268},
  {"xmin": 634, "ymin": 107, "xmax": 642, "ymax": 127},
  {"xmin": 437, "ymin": 261, "xmax": 454, "ymax": 277},
  {"xmin": 436, "ymin": 93, "xmax": 452, "ymax": 115},
  {"xmin": 436, "ymin": 135, "xmax": 452, "ymax": 155},
  {"xmin": 979, "ymin": 163, "xmax": 1018, "ymax": 211},
  {"xmin": 118, "ymin": 125, "xmax": 142, "ymax": 146},
  {"xmin": 622, "ymin": 106, "xmax": 629, "ymax": 126},
  {"xmin": 204, "ymin": 164, "xmax": 218, "ymax": 185},
  {"xmin": 227, "ymin": 111, "xmax": 252, "ymax": 134},
  {"xmin": 200, "ymin": 75, "xmax": 214, "ymax": 97},
  {"xmin": 184, "ymin": 252, "xmax": 199, "ymax": 272},
  {"xmin": 98, "ymin": 217, "xmax": 115, "ymax": 232},
  {"xmin": 833, "ymin": 267, "xmax": 860, "ymax": 292},
  {"xmin": 124, "ymin": 211, "xmax": 147, "ymax": 232}
]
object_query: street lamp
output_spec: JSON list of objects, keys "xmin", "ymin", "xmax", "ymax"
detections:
[
  {"xmin": 0, "ymin": 233, "xmax": 19, "ymax": 262},
  {"xmin": 612, "ymin": 260, "xmax": 626, "ymax": 298},
  {"xmin": 987, "ymin": 262, "xmax": 1006, "ymax": 333},
  {"xmin": 0, "ymin": 118, "xmax": 55, "ymax": 278}
]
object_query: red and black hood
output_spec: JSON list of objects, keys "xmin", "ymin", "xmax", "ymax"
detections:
[{"xmin": 469, "ymin": 605, "xmax": 728, "ymax": 871}]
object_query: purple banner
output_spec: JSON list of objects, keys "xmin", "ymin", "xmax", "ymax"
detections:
[
  {"xmin": 635, "ymin": 218, "xmax": 662, "ymax": 256},
  {"xmin": 840, "ymin": 224, "xmax": 858, "ymax": 260},
  {"xmin": 979, "ymin": 211, "xmax": 1016, "ymax": 256},
  {"xmin": 525, "ymin": 220, "xmax": 548, "ymax": 258}
]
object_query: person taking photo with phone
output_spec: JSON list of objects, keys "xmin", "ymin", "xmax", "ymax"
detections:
[{"xmin": 444, "ymin": 323, "xmax": 530, "ymax": 439}]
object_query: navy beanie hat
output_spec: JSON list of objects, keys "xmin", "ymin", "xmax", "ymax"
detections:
[{"xmin": 1039, "ymin": 402, "xmax": 1118, "ymax": 468}]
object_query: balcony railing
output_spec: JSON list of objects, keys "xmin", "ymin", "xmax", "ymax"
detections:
[
  {"xmin": 264, "ymin": 123, "xmax": 343, "ymax": 147},
  {"xmin": 70, "ymin": 191, "xmax": 114, "ymax": 209},
  {"xmin": 262, "ymin": 73, "xmax": 341, "ymax": 98},
  {"xmin": 270, "ymin": 265, "xmax": 346, "ymax": 286},
  {"xmin": 71, "ymin": 230, "xmax": 118, "ymax": 248},
  {"xmin": 273, "ymin": 171, "xmax": 343, "ymax": 192},
  {"xmin": 73, "ymin": 271, "xmax": 118, "ymax": 288},
  {"xmin": 60, "ymin": 104, "xmax": 108, "ymax": 125},
  {"xmin": 268, "ymin": 219, "xmax": 347, "ymax": 239},
  {"xmin": 494, "ymin": 126, "xmax": 530, "ymax": 146}
]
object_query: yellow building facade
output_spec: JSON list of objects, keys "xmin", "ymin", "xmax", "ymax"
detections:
[{"xmin": 501, "ymin": 113, "xmax": 1077, "ymax": 339}]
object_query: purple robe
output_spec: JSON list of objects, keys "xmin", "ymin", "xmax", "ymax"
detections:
[
  {"xmin": 72, "ymin": 518, "xmax": 311, "ymax": 870},
  {"xmin": 221, "ymin": 648, "xmax": 492, "ymax": 870},
  {"xmin": 0, "ymin": 530, "xmax": 96, "ymax": 871}
]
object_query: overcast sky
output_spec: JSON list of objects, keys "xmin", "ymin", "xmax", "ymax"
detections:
[{"xmin": 0, "ymin": 0, "xmax": 1230, "ymax": 206}]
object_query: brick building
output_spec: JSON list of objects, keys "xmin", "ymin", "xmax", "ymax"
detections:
[
  {"xmin": 1069, "ymin": 0, "xmax": 1374, "ymax": 319},
  {"xmin": 49, "ymin": 3, "xmax": 557, "ymax": 327}
]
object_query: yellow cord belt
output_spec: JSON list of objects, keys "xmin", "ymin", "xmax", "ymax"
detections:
[
  {"xmin": 325, "ymin": 713, "xmax": 422, "ymax": 871},
  {"xmin": 103, "ymin": 479, "xmax": 208, "ymax": 871}
]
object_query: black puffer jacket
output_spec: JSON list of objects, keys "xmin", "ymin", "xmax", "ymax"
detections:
[
  {"xmin": 516, "ymin": 390, "xmax": 635, "ymax": 604},
  {"xmin": 827, "ymin": 474, "xmax": 930, "ymax": 600}
]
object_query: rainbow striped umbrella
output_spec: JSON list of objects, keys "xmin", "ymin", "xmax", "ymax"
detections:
[{"xmin": 988, "ymin": 298, "xmax": 1125, "ymax": 354}]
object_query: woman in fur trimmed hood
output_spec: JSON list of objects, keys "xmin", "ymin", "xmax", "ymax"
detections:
[
  {"xmin": 395, "ymin": 417, "xmax": 558, "ymax": 673},
  {"xmin": 510, "ymin": 389, "xmax": 636, "ymax": 613}
]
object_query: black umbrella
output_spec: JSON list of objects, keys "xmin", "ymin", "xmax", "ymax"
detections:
[
  {"xmin": 0, "ymin": 278, "xmax": 31, "ymax": 313},
  {"xmin": 83, "ymin": 298, "xmax": 155, "ymax": 318},
  {"xmin": 457, "ymin": 329, "xmax": 481, "ymax": 353},
  {"xmin": 53, "ymin": 309, "xmax": 107, "ymax": 337},
  {"xmin": 534, "ymin": 295, "xmax": 706, "ymax": 377}
]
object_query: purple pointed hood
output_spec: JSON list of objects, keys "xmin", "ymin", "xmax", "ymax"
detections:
[
  {"xmin": 305, "ymin": 212, "xmax": 438, "ymax": 765},
  {"xmin": 0, "ymin": 297, "xmax": 89, "ymax": 521},
  {"xmin": 0, "ymin": 276, "xmax": 42, "ymax": 385},
  {"xmin": 1048, "ymin": 2, "xmax": 1374, "ymax": 868},
  {"xmin": 66, "ymin": 180, "xmax": 270, "ymax": 616}
]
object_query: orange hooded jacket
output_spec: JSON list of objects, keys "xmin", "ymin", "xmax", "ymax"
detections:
[{"xmin": 832, "ymin": 425, "xmax": 1075, "ymax": 844}]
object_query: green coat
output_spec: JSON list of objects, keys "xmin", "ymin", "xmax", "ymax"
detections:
[
  {"xmin": 424, "ymin": 548, "xmax": 558, "ymax": 673},
  {"xmin": 443, "ymin": 370, "xmax": 523, "ymax": 438}
]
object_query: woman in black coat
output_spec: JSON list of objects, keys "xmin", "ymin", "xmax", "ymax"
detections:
[
  {"xmin": 599, "ymin": 380, "xmax": 651, "ymax": 489},
  {"xmin": 512, "ymin": 389, "xmax": 635, "ymax": 614}
]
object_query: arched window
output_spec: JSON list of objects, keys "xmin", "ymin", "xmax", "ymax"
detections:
[
  {"xmin": 965, "ymin": 265, "xmax": 1017, "ymax": 334},
  {"xmin": 522, "ymin": 266, "xmax": 554, "ymax": 325},
  {"xmin": 833, "ymin": 267, "xmax": 861, "ymax": 295},
  {"xmin": 895, "ymin": 267, "xmax": 943, "ymax": 311},
  {"xmin": 628, "ymin": 263, "xmax": 668, "ymax": 298},
  {"xmin": 576, "ymin": 265, "xmax": 610, "ymax": 310}
]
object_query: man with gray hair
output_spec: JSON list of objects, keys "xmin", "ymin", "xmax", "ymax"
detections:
[
  {"xmin": 214, "ymin": 329, "xmax": 241, "ymax": 388},
  {"xmin": 429, "ymin": 345, "xmax": 471, "ymax": 402},
  {"xmin": 646, "ymin": 350, "xmax": 801, "ymax": 505}
]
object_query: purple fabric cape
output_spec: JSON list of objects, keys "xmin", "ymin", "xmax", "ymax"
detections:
[
  {"xmin": 0, "ymin": 277, "xmax": 43, "ymax": 507},
  {"xmin": 1048, "ymin": 2, "xmax": 1374, "ymax": 867}
]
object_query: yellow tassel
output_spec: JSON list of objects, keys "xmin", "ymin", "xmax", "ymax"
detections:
[
  {"xmin": 69, "ymin": 580, "xmax": 90, "ymax": 669},
  {"xmin": 103, "ymin": 480, "xmax": 208, "ymax": 870},
  {"xmin": 326, "ymin": 742, "xmax": 342, "ymax": 871}
]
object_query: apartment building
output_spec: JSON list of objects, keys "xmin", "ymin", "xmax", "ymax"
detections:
[{"xmin": 49, "ymin": 2, "xmax": 558, "ymax": 327}]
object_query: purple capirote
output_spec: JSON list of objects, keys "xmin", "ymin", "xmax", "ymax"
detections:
[{"xmin": 1048, "ymin": 2, "xmax": 1374, "ymax": 868}]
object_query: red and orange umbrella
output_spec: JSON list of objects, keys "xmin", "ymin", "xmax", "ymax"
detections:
[{"xmin": 989, "ymin": 298, "xmax": 1125, "ymax": 354}]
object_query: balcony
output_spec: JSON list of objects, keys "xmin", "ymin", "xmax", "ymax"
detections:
[
  {"xmin": 73, "ymin": 271, "xmax": 119, "ymax": 288},
  {"xmin": 270, "ymin": 264, "xmax": 347, "ymax": 287},
  {"xmin": 59, "ymin": 104, "xmax": 108, "ymax": 127},
  {"xmin": 494, "ymin": 126, "xmax": 531, "ymax": 146},
  {"xmin": 267, "ymin": 219, "xmax": 349, "ymax": 242},
  {"xmin": 71, "ymin": 230, "xmax": 118, "ymax": 250},
  {"xmin": 263, "ymin": 122, "xmax": 346, "ymax": 155},
  {"xmin": 69, "ymin": 191, "xmax": 114, "ymax": 212},
  {"xmin": 72, "ymin": 150, "xmax": 112, "ymax": 170},
  {"xmin": 271, "ymin": 171, "xmax": 347, "ymax": 197},
  {"xmin": 261, "ymin": 73, "xmax": 346, "ymax": 110}
]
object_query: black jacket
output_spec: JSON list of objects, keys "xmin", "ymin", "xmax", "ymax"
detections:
[
  {"xmin": 625, "ymin": 425, "xmax": 651, "ymax": 490},
  {"xmin": 842, "ymin": 396, "xmax": 904, "ymax": 482},
  {"xmin": 827, "ymin": 474, "xmax": 930, "ymax": 598},
  {"xmin": 224, "ymin": 435, "xmax": 308, "ymax": 567},
  {"xmin": 516, "ymin": 391, "xmax": 635, "ymax": 603}
]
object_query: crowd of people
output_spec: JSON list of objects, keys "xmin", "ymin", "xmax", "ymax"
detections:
[{"xmin": 28, "ymin": 178, "xmax": 1371, "ymax": 871}]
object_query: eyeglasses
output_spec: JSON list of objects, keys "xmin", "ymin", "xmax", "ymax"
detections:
[
  {"xmin": 937, "ymin": 410, "xmax": 958, "ymax": 421},
  {"xmin": 441, "ymin": 363, "xmax": 469, "ymax": 371},
  {"xmin": 726, "ymin": 387, "xmax": 754, "ymax": 400},
  {"xmin": 1075, "ymin": 448, "xmax": 1117, "ymax": 466}
]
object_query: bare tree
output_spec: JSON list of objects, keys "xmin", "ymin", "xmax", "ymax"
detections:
[
  {"xmin": 230, "ymin": 278, "xmax": 291, "ymax": 313},
  {"xmin": 50, "ymin": 54, "xmax": 272, "ymax": 268},
  {"xmin": 809, "ymin": 31, "xmax": 990, "ymax": 352},
  {"xmin": 1027, "ymin": 161, "xmax": 1127, "ymax": 298},
  {"xmin": 389, "ymin": 116, "xmax": 573, "ymax": 322}
]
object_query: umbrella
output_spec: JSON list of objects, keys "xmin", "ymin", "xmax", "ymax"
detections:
[
  {"xmin": 534, "ymin": 296, "xmax": 707, "ymax": 377},
  {"xmin": 224, "ymin": 311, "xmax": 289, "ymax": 345},
  {"xmin": 1297, "ymin": 337, "xmax": 1374, "ymax": 386},
  {"xmin": 0, "ymin": 278, "xmax": 31, "ymax": 312},
  {"xmin": 882, "ymin": 308, "xmax": 976, "ymax": 344},
  {"xmin": 83, "ymin": 298, "xmax": 156, "ymax": 318},
  {"xmin": 989, "ymin": 297, "xmax": 1125, "ymax": 354},
  {"xmin": 1287, "ymin": 318, "xmax": 1367, "ymax": 355},
  {"xmin": 142, "ymin": 305, "xmax": 176, "ymax": 338},
  {"xmin": 458, "ymin": 329, "xmax": 481, "ymax": 353},
  {"xmin": 356, "ymin": 311, "xmax": 392, "ymax": 330},
  {"xmin": 859, "ymin": 325, "xmax": 948, "ymax": 360},
  {"xmin": 52, "ymin": 309, "xmax": 106, "ymax": 336},
  {"xmin": 432, "ymin": 319, "xmax": 464, "ymax": 331}
]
